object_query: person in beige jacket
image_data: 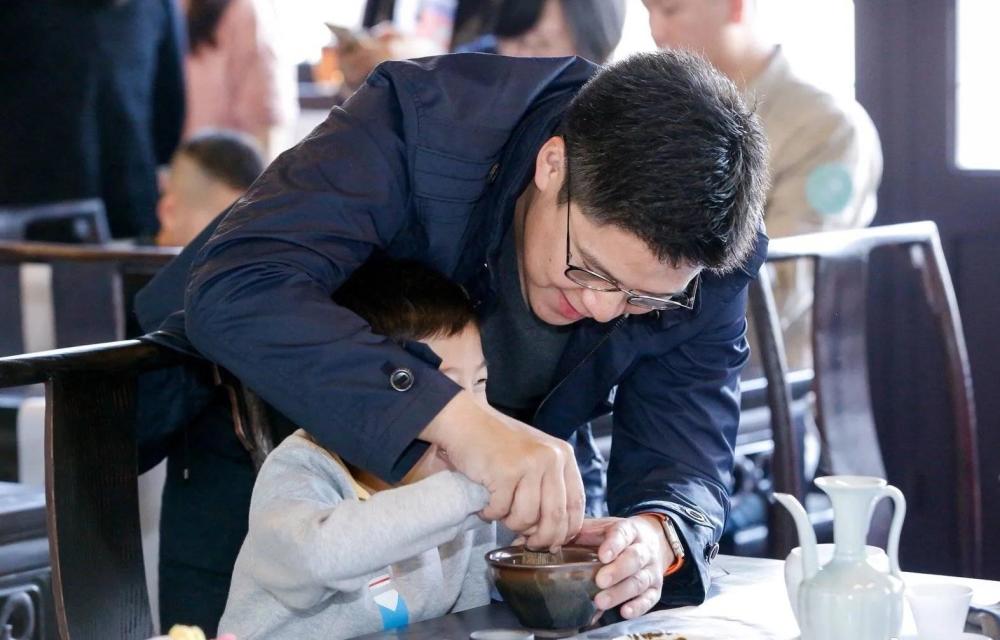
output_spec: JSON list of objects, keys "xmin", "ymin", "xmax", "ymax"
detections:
[{"xmin": 643, "ymin": 0, "xmax": 883, "ymax": 371}]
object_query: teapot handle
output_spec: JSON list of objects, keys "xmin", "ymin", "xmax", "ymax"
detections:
[{"xmin": 877, "ymin": 485, "xmax": 906, "ymax": 578}]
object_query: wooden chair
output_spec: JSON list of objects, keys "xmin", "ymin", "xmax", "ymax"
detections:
[
  {"xmin": 0, "ymin": 241, "xmax": 180, "ymax": 356},
  {"xmin": 0, "ymin": 200, "xmax": 111, "ymax": 245},
  {"xmin": 745, "ymin": 264, "xmax": 802, "ymax": 558},
  {"xmin": 756, "ymin": 221, "xmax": 981, "ymax": 576},
  {"xmin": 0, "ymin": 340, "xmax": 196, "ymax": 639}
]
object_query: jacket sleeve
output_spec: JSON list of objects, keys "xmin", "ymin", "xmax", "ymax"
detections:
[
  {"xmin": 606, "ymin": 288, "xmax": 750, "ymax": 606},
  {"xmin": 183, "ymin": 67, "xmax": 461, "ymax": 482}
]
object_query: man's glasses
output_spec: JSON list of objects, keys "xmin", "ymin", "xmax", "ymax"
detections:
[{"xmin": 563, "ymin": 146, "xmax": 699, "ymax": 312}]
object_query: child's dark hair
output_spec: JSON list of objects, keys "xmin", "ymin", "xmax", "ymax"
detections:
[
  {"xmin": 333, "ymin": 259, "xmax": 477, "ymax": 341},
  {"xmin": 177, "ymin": 129, "xmax": 264, "ymax": 191}
]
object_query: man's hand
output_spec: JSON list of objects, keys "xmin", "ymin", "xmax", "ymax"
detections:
[
  {"xmin": 421, "ymin": 391, "xmax": 585, "ymax": 550},
  {"xmin": 570, "ymin": 516, "xmax": 673, "ymax": 619}
]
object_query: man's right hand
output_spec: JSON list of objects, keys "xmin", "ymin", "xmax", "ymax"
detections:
[{"xmin": 421, "ymin": 391, "xmax": 585, "ymax": 551}]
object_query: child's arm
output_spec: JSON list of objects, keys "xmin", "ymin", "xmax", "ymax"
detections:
[
  {"xmin": 244, "ymin": 443, "xmax": 489, "ymax": 611},
  {"xmin": 451, "ymin": 521, "xmax": 497, "ymax": 613}
]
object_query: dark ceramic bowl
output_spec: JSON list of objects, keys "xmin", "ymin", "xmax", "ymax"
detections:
[{"xmin": 486, "ymin": 545, "xmax": 602, "ymax": 638}]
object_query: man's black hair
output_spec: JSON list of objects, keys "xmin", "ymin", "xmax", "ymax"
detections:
[
  {"xmin": 561, "ymin": 50, "xmax": 768, "ymax": 273},
  {"xmin": 178, "ymin": 129, "xmax": 265, "ymax": 192},
  {"xmin": 333, "ymin": 258, "xmax": 477, "ymax": 342}
]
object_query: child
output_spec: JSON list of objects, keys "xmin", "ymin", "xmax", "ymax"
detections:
[
  {"xmin": 155, "ymin": 130, "xmax": 264, "ymax": 247},
  {"xmin": 217, "ymin": 259, "xmax": 495, "ymax": 640}
]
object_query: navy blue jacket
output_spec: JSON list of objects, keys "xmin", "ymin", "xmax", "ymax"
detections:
[{"xmin": 136, "ymin": 54, "xmax": 767, "ymax": 605}]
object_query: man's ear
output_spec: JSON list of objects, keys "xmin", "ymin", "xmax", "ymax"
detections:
[{"xmin": 532, "ymin": 136, "xmax": 566, "ymax": 195}]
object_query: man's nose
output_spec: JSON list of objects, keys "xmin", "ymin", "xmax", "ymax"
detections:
[{"xmin": 579, "ymin": 289, "xmax": 627, "ymax": 323}]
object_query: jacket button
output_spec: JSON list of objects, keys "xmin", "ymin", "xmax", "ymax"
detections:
[
  {"xmin": 389, "ymin": 368, "xmax": 414, "ymax": 391},
  {"xmin": 705, "ymin": 542, "xmax": 720, "ymax": 562}
]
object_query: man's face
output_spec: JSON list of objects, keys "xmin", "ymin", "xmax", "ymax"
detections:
[
  {"xmin": 517, "ymin": 137, "xmax": 701, "ymax": 327},
  {"xmin": 642, "ymin": 0, "xmax": 732, "ymax": 65}
]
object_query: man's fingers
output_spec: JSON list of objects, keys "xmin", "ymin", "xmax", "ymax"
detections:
[
  {"xmin": 480, "ymin": 476, "xmax": 516, "ymax": 521},
  {"xmin": 619, "ymin": 586, "xmax": 662, "ymax": 619},
  {"xmin": 594, "ymin": 563, "xmax": 659, "ymax": 612},
  {"xmin": 598, "ymin": 519, "xmax": 639, "ymax": 564},
  {"xmin": 563, "ymin": 454, "xmax": 585, "ymax": 544},
  {"xmin": 526, "ymin": 466, "xmax": 568, "ymax": 551},
  {"xmin": 569, "ymin": 517, "xmax": 616, "ymax": 547},
  {"xmin": 596, "ymin": 542, "xmax": 650, "ymax": 590},
  {"xmin": 503, "ymin": 472, "xmax": 542, "ymax": 533}
]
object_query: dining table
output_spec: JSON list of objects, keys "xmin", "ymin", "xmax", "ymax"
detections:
[{"xmin": 355, "ymin": 555, "xmax": 1000, "ymax": 640}]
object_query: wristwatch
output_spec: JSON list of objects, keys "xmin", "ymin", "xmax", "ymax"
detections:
[
  {"xmin": 640, "ymin": 513, "xmax": 686, "ymax": 576},
  {"xmin": 660, "ymin": 515, "xmax": 686, "ymax": 564}
]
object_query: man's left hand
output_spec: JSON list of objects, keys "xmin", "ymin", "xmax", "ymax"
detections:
[{"xmin": 570, "ymin": 516, "xmax": 673, "ymax": 619}]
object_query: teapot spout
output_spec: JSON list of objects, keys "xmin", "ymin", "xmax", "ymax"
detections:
[{"xmin": 774, "ymin": 492, "xmax": 819, "ymax": 580}]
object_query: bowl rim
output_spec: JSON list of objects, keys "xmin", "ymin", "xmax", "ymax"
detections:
[{"xmin": 485, "ymin": 545, "xmax": 602, "ymax": 570}]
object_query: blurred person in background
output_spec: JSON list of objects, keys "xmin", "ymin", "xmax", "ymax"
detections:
[
  {"xmin": 156, "ymin": 130, "xmax": 264, "ymax": 247},
  {"xmin": 337, "ymin": 0, "xmax": 625, "ymax": 95},
  {"xmin": 461, "ymin": 0, "xmax": 626, "ymax": 63},
  {"xmin": 0, "ymin": 0, "xmax": 186, "ymax": 239},
  {"xmin": 643, "ymin": 0, "xmax": 883, "ymax": 371},
  {"xmin": 182, "ymin": 0, "xmax": 298, "ymax": 159}
]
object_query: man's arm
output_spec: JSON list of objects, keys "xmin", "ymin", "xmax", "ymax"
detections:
[
  {"xmin": 184, "ymin": 67, "xmax": 459, "ymax": 482},
  {"xmin": 606, "ymin": 287, "xmax": 750, "ymax": 606},
  {"xmin": 182, "ymin": 61, "xmax": 584, "ymax": 547}
]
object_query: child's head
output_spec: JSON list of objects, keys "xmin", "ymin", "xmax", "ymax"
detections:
[
  {"xmin": 156, "ymin": 130, "xmax": 264, "ymax": 247},
  {"xmin": 333, "ymin": 259, "xmax": 488, "ymax": 483}
]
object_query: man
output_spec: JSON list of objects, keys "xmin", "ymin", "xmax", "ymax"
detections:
[
  {"xmin": 643, "ymin": 0, "xmax": 883, "ymax": 369},
  {"xmin": 156, "ymin": 130, "xmax": 265, "ymax": 248},
  {"xmin": 136, "ymin": 51, "xmax": 768, "ymax": 632}
]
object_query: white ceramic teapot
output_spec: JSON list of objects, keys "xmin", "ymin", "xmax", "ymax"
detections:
[{"xmin": 774, "ymin": 476, "xmax": 906, "ymax": 640}]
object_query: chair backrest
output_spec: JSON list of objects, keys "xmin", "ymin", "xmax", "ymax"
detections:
[
  {"xmin": 0, "ymin": 241, "xmax": 180, "ymax": 357},
  {"xmin": 756, "ymin": 221, "xmax": 981, "ymax": 576},
  {"xmin": 0, "ymin": 340, "xmax": 194, "ymax": 640},
  {"xmin": 0, "ymin": 200, "xmax": 111, "ymax": 245},
  {"xmin": 746, "ymin": 265, "xmax": 802, "ymax": 557}
]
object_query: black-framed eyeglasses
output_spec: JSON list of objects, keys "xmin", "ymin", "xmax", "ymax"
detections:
[{"xmin": 563, "ymin": 145, "xmax": 699, "ymax": 312}]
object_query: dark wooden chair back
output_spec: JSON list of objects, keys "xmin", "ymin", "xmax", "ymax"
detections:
[
  {"xmin": 746, "ymin": 265, "xmax": 802, "ymax": 557},
  {"xmin": 0, "ymin": 241, "xmax": 180, "ymax": 357},
  {"xmin": 0, "ymin": 340, "xmax": 195, "ymax": 640},
  {"xmin": 755, "ymin": 221, "xmax": 981, "ymax": 576},
  {"xmin": 0, "ymin": 200, "xmax": 111, "ymax": 245}
]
